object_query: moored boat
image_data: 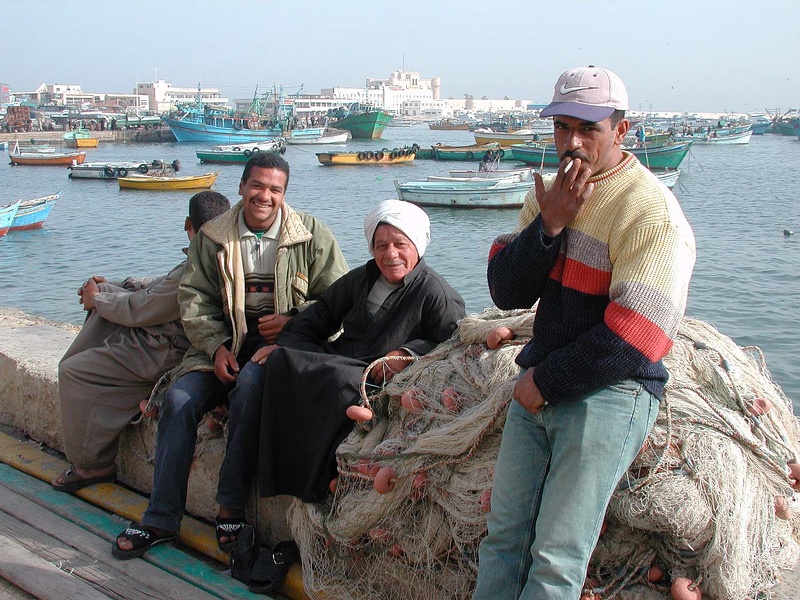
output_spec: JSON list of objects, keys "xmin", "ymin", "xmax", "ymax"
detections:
[
  {"xmin": 196, "ymin": 139, "xmax": 286, "ymax": 164},
  {"xmin": 63, "ymin": 128, "xmax": 99, "ymax": 148},
  {"xmin": 74, "ymin": 137, "xmax": 99, "ymax": 148},
  {"xmin": 285, "ymin": 131, "xmax": 349, "ymax": 145},
  {"xmin": 652, "ymin": 169, "xmax": 681, "ymax": 190},
  {"xmin": 68, "ymin": 159, "xmax": 181, "ymax": 180},
  {"xmin": 0, "ymin": 200, "xmax": 22, "ymax": 236},
  {"xmin": 327, "ymin": 104, "xmax": 393, "ymax": 139},
  {"xmin": 8, "ymin": 193, "xmax": 60, "ymax": 231},
  {"xmin": 429, "ymin": 119, "xmax": 470, "ymax": 131},
  {"xmin": 9, "ymin": 141, "xmax": 87, "ymax": 166},
  {"xmin": 394, "ymin": 178, "xmax": 536, "ymax": 208},
  {"xmin": 688, "ymin": 129, "xmax": 753, "ymax": 145},
  {"xmin": 448, "ymin": 166, "xmax": 533, "ymax": 181},
  {"xmin": 118, "ymin": 172, "xmax": 218, "ymax": 191},
  {"xmin": 511, "ymin": 141, "xmax": 692, "ymax": 171},
  {"xmin": 431, "ymin": 142, "xmax": 513, "ymax": 162},
  {"xmin": 473, "ymin": 129, "xmax": 547, "ymax": 148},
  {"xmin": 316, "ymin": 145, "xmax": 417, "ymax": 166}
]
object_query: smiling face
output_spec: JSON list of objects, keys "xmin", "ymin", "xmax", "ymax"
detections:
[
  {"xmin": 373, "ymin": 224, "xmax": 420, "ymax": 284},
  {"xmin": 552, "ymin": 114, "xmax": 629, "ymax": 176},
  {"xmin": 238, "ymin": 166, "xmax": 287, "ymax": 231}
]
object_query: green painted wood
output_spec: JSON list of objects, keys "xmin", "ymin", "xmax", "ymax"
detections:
[{"xmin": 0, "ymin": 464, "xmax": 270, "ymax": 600}]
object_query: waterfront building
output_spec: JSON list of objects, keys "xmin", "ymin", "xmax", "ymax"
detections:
[{"xmin": 135, "ymin": 80, "xmax": 229, "ymax": 113}]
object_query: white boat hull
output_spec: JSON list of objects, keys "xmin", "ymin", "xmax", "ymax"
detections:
[
  {"xmin": 394, "ymin": 180, "xmax": 533, "ymax": 208},
  {"xmin": 286, "ymin": 132, "xmax": 349, "ymax": 145},
  {"xmin": 448, "ymin": 167, "xmax": 533, "ymax": 181}
]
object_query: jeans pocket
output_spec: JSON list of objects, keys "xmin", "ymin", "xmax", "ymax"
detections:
[{"xmin": 607, "ymin": 379, "xmax": 643, "ymax": 396}]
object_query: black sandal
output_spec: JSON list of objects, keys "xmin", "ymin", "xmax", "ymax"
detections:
[
  {"xmin": 248, "ymin": 540, "xmax": 300, "ymax": 595},
  {"xmin": 111, "ymin": 523, "xmax": 177, "ymax": 560},
  {"xmin": 216, "ymin": 516, "xmax": 248, "ymax": 552}
]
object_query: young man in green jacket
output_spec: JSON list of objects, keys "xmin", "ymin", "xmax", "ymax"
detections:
[{"xmin": 113, "ymin": 153, "xmax": 349, "ymax": 559}]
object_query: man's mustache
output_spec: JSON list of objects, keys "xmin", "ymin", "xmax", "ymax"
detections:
[{"xmin": 560, "ymin": 150, "xmax": 590, "ymax": 162}]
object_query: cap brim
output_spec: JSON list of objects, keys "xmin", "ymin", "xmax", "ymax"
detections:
[{"xmin": 539, "ymin": 102, "xmax": 617, "ymax": 122}]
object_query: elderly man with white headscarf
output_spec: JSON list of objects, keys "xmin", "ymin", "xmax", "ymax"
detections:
[{"xmin": 213, "ymin": 200, "xmax": 465, "ymax": 550}]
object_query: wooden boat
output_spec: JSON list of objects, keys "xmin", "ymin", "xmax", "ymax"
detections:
[
  {"xmin": 473, "ymin": 129, "xmax": 547, "ymax": 148},
  {"xmin": 285, "ymin": 131, "xmax": 349, "ymax": 145},
  {"xmin": 316, "ymin": 146, "xmax": 417, "ymax": 166},
  {"xmin": 68, "ymin": 159, "xmax": 181, "ymax": 180},
  {"xmin": 196, "ymin": 139, "xmax": 286, "ymax": 164},
  {"xmin": 118, "ymin": 172, "xmax": 218, "ymax": 191},
  {"xmin": 164, "ymin": 90, "xmax": 303, "ymax": 143},
  {"xmin": 688, "ymin": 130, "xmax": 753, "ymax": 145},
  {"xmin": 429, "ymin": 119, "xmax": 470, "ymax": 131},
  {"xmin": 0, "ymin": 200, "xmax": 21, "ymax": 236},
  {"xmin": 431, "ymin": 142, "xmax": 514, "ymax": 162},
  {"xmin": 74, "ymin": 137, "xmax": 99, "ymax": 148},
  {"xmin": 510, "ymin": 141, "xmax": 693, "ymax": 171},
  {"xmin": 9, "ymin": 141, "xmax": 87, "ymax": 166},
  {"xmin": 448, "ymin": 166, "xmax": 534, "ymax": 181},
  {"xmin": 394, "ymin": 178, "xmax": 535, "ymax": 208},
  {"xmin": 327, "ymin": 104, "xmax": 393, "ymax": 139},
  {"xmin": 63, "ymin": 128, "xmax": 99, "ymax": 148},
  {"xmin": 425, "ymin": 175, "xmax": 522, "ymax": 185},
  {"xmin": 8, "ymin": 193, "xmax": 60, "ymax": 231},
  {"xmin": 652, "ymin": 169, "xmax": 681, "ymax": 190}
]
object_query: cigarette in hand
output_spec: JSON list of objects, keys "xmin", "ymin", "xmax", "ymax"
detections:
[{"xmin": 564, "ymin": 159, "xmax": 574, "ymax": 173}]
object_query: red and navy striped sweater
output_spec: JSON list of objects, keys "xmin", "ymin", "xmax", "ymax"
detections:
[{"xmin": 487, "ymin": 153, "xmax": 695, "ymax": 404}]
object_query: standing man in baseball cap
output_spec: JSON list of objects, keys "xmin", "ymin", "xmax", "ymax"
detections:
[{"xmin": 474, "ymin": 67, "xmax": 696, "ymax": 599}]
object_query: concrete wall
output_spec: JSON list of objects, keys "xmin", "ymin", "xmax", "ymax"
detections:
[{"xmin": 0, "ymin": 307, "xmax": 292, "ymax": 543}]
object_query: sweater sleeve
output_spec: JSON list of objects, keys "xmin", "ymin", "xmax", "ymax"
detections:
[
  {"xmin": 533, "ymin": 219, "xmax": 696, "ymax": 404},
  {"xmin": 487, "ymin": 213, "xmax": 562, "ymax": 310}
]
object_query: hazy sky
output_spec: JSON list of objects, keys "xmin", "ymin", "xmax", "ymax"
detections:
[{"xmin": 4, "ymin": 0, "xmax": 799, "ymax": 114}]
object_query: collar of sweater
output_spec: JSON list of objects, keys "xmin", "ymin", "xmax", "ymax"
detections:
[{"xmin": 586, "ymin": 151, "xmax": 637, "ymax": 186}]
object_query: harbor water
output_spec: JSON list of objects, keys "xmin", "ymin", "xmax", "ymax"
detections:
[{"xmin": 1, "ymin": 127, "xmax": 798, "ymax": 411}]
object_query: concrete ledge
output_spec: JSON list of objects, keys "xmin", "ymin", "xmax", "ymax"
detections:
[{"xmin": 0, "ymin": 308, "xmax": 292, "ymax": 544}]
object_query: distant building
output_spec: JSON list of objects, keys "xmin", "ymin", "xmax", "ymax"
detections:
[
  {"xmin": 135, "ymin": 80, "xmax": 228, "ymax": 113},
  {"xmin": 322, "ymin": 69, "xmax": 450, "ymax": 117},
  {"xmin": 10, "ymin": 83, "xmax": 149, "ymax": 112}
]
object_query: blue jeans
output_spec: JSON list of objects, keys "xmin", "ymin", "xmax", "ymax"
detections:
[
  {"xmin": 473, "ymin": 375, "xmax": 658, "ymax": 600},
  {"xmin": 141, "ymin": 349, "xmax": 266, "ymax": 532},
  {"xmin": 216, "ymin": 359, "xmax": 266, "ymax": 509}
]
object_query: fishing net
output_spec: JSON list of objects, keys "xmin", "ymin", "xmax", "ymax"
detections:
[{"xmin": 287, "ymin": 308, "xmax": 800, "ymax": 599}]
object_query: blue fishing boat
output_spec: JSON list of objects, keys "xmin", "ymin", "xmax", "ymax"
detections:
[
  {"xmin": 0, "ymin": 200, "xmax": 22, "ymax": 236},
  {"xmin": 164, "ymin": 87, "xmax": 324, "ymax": 144},
  {"xmin": 8, "ymin": 193, "xmax": 60, "ymax": 232}
]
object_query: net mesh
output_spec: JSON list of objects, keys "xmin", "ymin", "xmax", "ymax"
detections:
[{"xmin": 288, "ymin": 308, "xmax": 800, "ymax": 599}]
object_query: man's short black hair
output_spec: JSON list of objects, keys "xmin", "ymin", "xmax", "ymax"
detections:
[
  {"xmin": 240, "ymin": 152, "xmax": 290, "ymax": 191},
  {"xmin": 188, "ymin": 191, "xmax": 230, "ymax": 231},
  {"xmin": 609, "ymin": 109, "xmax": 626, "ymax": 126}
]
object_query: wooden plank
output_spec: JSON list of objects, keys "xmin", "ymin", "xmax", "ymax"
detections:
[
  {"xmin": 0, "ymin": 485, "xmax": 217, "ymax": 600},
  {"xmin": 0, "ymin": 531, "xmax": 112, "ymax": 600},
  {"xmin": 0, "ymin": 576, "xmax": 36, "ymax": 600},
  {"xmin": 0, "ymin": 465, "xmax": 274, "ymax": 600}
]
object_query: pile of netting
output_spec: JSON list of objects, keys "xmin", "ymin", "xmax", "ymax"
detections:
[{"xmin": 287, "ymin": 307, "xmax": 800, "ymax": 600}]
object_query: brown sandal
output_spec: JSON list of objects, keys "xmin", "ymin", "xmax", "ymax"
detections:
[{"xmin": 52, "ymin": 465, "xmax": 116, "ymax": 492}]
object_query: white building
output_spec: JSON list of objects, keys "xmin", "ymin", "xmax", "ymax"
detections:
[
  {"xmin": 11, "ymin": 83, "xmax": 150, "ymax": 112},
  {"xmin": 322, "ymin": 69, "xmax": 451, "ymax": 117},
  {"xmin": 135, "ymin": 80, "xmax": 229, "ymax": 113}
]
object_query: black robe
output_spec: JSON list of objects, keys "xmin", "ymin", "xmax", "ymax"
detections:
[{"xmin": 258, "ymin": 258, "xmax": 465, "ymax": 502}]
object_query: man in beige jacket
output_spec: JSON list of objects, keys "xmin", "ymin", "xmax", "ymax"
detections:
[
  {"xmin": 53, "ymin": 191, "xmax": 231, "ymax": 492},
  {"xmin": 113, "ymin": 152, "xmax": 349, "ymax": 559}
]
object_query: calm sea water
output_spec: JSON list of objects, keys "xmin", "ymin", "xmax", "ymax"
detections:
[{"xmin": 1, "ymin": 128, "xmax": 798, "ymax": 410}]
